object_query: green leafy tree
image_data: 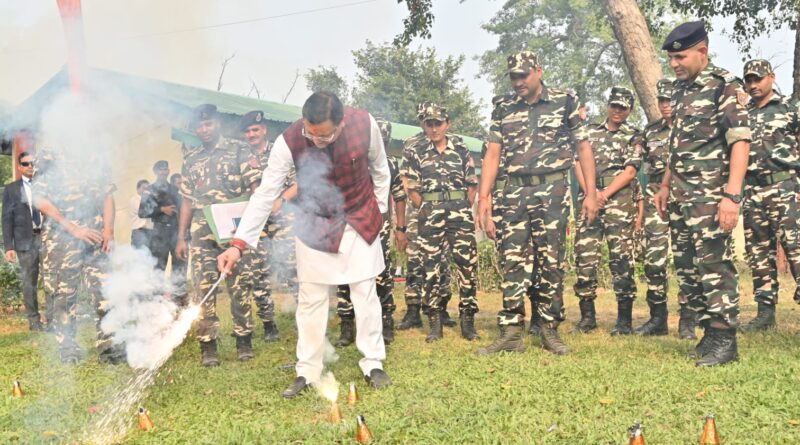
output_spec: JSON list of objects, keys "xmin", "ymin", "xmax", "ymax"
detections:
[
  {"xmin": 304, "ymin": 66, "xmax": 350, "ymax": 103},
  {"xmin": 348, "ymin": 41, "xmax": 485, "ymax": 138}
]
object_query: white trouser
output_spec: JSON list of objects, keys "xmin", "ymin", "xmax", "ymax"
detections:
[{"xmin": 296, "ymin": 278, "xmax": 385, "ymax": 382}]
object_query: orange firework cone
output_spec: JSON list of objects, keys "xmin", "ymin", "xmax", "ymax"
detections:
[
  {"xmin": 628, "ymin": 422, "xmax": 646, "ymax": 445},
  {"xmin": 137, "ymin": 407, "xmax": 154, "ymax": 431},
  {"xmin": 347, "ymin": 382, "xmax": 359, "ymax": 406},
  {"xmin": 329, "ymin": 402, "xmax": 342, "ymax": 423},
  {"xmin": 12, "ymin": 380, "xmax": 23, "ymax": 397},
  {"xmin": 700, "ymin": 413, "xmax": 720, "ymax": 444},
  {"xmin": 356, "ymin": 415, "xmax": 373, "ymax": 443}
]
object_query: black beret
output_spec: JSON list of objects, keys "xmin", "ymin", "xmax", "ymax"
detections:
[
  {"xmin": 239, "ymin": 110, "xmax": 266, "ymax": 131},
  {"xmin": 662, "ymin": 21, "xmax": 707, "ymax": 51},
  {"xmin": 191, "ymin": 104, "xmax": 218, "ymax": 124}
]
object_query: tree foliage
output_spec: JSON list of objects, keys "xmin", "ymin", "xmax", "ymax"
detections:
[
  {"xmin": 304, "ymin": 66, "xmax": 350, "ymax": 103},
  {"xmin": 664, "ymin": 0, "xmax": 800, "ymax": 56},
  {"xmin": 478, "ymin": 0, "xmax": 681, "ymax": 123},
  {"xmin": 394, "ymin": 0, "xmax": 435, "ymax": 47}
]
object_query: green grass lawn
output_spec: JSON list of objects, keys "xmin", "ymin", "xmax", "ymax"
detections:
[{"xmin": 1, "ymin": 273, "xmax": 799, "ymax": 444}]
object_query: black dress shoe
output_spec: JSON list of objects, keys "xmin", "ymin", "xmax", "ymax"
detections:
[
  {"xmin": 282, "ymin": 377, "xmax": 310, "ymax": 399},
  {"xmin": 364, "ymin": 369, "xmax": 392, "ymax": 389}
]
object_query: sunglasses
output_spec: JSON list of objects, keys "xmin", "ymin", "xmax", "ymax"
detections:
[{"xmin": 20, "ymin": 161, "xmax": 34, "ymax": 167}]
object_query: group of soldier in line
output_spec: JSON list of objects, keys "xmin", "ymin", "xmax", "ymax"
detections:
[{"xmin": 13, "ymin": 20, "xmax": 800, "ymax": 370}]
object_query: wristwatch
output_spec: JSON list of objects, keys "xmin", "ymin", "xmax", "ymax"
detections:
[
  {"xmin": 722, "ymin": 191, "xmax": 742, "ymax": 204},
  {"xmin": 395, "ymin": 225, "xmax": 407, "ymax": 233}
]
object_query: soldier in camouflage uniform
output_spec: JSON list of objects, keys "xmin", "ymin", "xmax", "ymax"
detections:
[
  {"xmin": 572, "ymin": 87, "xmax": 641, "ymax": 336},
  {"xmin": 238, "ymin": 110, "xmax": 299, "ymax": 342},
  {"xmin": 334, "ymin": 118, "xmax": 407, "ymax": 346},
  {"xmin": 175, "ymin": 104, "xmax": 257, "ymax": 366},
  {"xmin": 740, "ymin": 59, "xmax": 800, "ymax": 330},
  {"xmin": 397, "ymin": 136, "xmax": 456, "ymax": 331},
  {"xmin": 633, "ymin": 79, "xmax": 699, "ymax": 338},
  {"xmin": 404, "ymin": 102, "xmax": 480, "ymax": 342},
  {"xmin": 34, "ymin": 144, "xmax": 122, "ymax": 364},
  {"xmin": 476, "ymin": 51, "xmax": 599, "ymax": 356},
  {"xmin": 654, "ymin": 22, "xmax": 751, "ymax": 366}
]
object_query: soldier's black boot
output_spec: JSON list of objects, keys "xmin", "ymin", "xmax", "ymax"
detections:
[
  {"xmin": 740, "ymin": 302, "xmax": 776, "ymax": 332},
  {"xmin": 425, "ymin": 310, "xmax": 443, "ymax": 343},
  {"xmin": 695, "ymin": 328, "xmax": 738, "ymax": 367},
  {"xmin": 459, "ymin": 312, "xmax": 480, "ymax": 341},
  {"xmin": 263, "ymin": 321, "xmax": 280, "ymax": 342},
  {"xmin": 540, "ymin": 322, "xmax": 570, "ymax": 355},
  {"xmin": 382, "ymin": 317, "xmax": 395, "ymax": 345},
  {"xmin": 610, "ymin": 299, "xmax": 634, "ymax": 336},
  {"xmin": 678, "ymin": 305, "xmax": 698, "ymax": 340},
  {"xmin": 236, "ymin": 334, "xmax": 255, "ymax": 361},
  {"xmin": 397, "ymin": 304, "xmax": 422, "ymax": 330},
  {"xmin": 528, "ymin": 300, "xmax": 542, "ymax": 335},
  {"xmin": 441, "ymin": 310, "xmax": 457, "ymax": 328},
  {"xmin": 688, "ymin": 320, "xmax": 713, "ymax": 358},
  {"xmin": 574, "ymin": 299, "xmax": 598, "ymax": 333},
  {"xmin": 200, "ymin": 340, "xmax": 220, "ymax": 367},
  {"xmin": 794, "ymin": 286, "xmax": 800, "ymax": 304},
  {"xmin": 334, "ymin": 318, "xmax": 355, "ymax": 347},
  {"xmin": 475, "ymin": 325, "xmax": 525, "ymax": 356},
  {"xmin": 633, "ymin": 302, "xmax": 668, "ymax": 336}
]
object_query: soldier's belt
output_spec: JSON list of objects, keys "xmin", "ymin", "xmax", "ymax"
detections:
[
  {"xmin": 507, "ymin": 171, "xmax": 567, "ymax": 187},
  {"xmin": 596, "ymin": 174, "xmax": 621, "ymax": 189},
  {"xmin": 745, "ymin": 171, "xmax": 795, "ymax": 187},
  {"xmin": 421, "ymin": 190, "xmax": 467, "ymax": 202}
]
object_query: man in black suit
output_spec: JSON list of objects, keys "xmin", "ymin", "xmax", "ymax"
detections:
[{"xmin": 2, "ymin": 151, "xmax": 44, "ymax": 331}]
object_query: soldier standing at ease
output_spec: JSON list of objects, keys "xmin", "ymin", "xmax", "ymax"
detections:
[
  {"xmin": 404, "ymin": 102, "xmax": 479, "ymax": 343},
  {"xmin": 654, "ymin": 22, "xmax": 751, "ymax": 366},
  {"xmin": 739, "ymin": 59, "xmax": 800, "ymax": 330},
  {"xmin": 34, "ymin": 143, "xmax": 122, "ymax": 364},
  {"xmin": 335, "ymin": 118, "xmax": 407, "ymax": 346},
  {"xmin": 476, "ymin": 51, "xmax": 599, "ymax": 356},
  {"xmin": 175, "ymin": 104, "xmax": 256, "ymax": 366},
  {"xmin": 238, "ymin": 110, "xmax": 298, "ymax": 342},
  {"xmin": 572, "ymin": 87, "xmax": 641, "ymax": 336}
]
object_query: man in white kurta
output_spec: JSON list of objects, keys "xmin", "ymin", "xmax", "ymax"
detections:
[{"xmin": 219, "ymin": 92, "xmax": 391, "ymax": 398}]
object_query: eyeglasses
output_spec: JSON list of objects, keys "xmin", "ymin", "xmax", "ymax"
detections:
[
  {"xmin": 20, "ymin": 161, "xmax": 34, "ymax": 167},
  {"xmin": 301, "ymin": 125, "xmax": 340, "ymax": 144}
]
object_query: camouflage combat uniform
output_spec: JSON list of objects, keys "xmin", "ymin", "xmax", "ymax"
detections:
[
  {"xmin": 181, "ymin": 136, "xmax": 255, "ymax": 342},
  {"xmin": 668, "ymin": 63, "xmax": 751, "ymax": 330},
  {"xmin": 34, "ymin": 148, "xmax": 119, "ymax": 361},
  {"xmin": 741, "ymin": 60, "xmax": 800, "ymax": 318},
  {"xmin": 404, "ymin": 131, "xmax": 479, "ymax": 318},
  {"xmin": 241, "ymin": 140, "xmax": 297, "ymax": 327},
  {"xmin": 573, "ymin": 120, "xmax": 640, "ymax": 305},
  {"xmin": 336, "ymin": 155, "xmax": 405, "ymax": 320},
  {"xmin": 491, "ymin": 83, "xmax": 582, "ymax": 328}
]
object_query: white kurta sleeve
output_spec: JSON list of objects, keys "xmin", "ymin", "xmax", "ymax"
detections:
[
  {"xmin": 234, "ymin": 135, "xmax": 294, "ymax": 248},
  {"xmin": 367, "ymin": 114, "xmax": 391, "ymax": 214}
]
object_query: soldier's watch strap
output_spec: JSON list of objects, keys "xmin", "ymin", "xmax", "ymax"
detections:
[
  {"xmin": 395, "ymin": 225, "xmax": 407, "ymax": 233},
  {"xmin": 721, "ymin": 191, "xmax": 742, "ymax": 204}
]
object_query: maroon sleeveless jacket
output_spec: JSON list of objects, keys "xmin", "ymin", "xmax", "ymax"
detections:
[{"xmin": 282, "ymin": 108, "xmax": 383, "ymax": 253}]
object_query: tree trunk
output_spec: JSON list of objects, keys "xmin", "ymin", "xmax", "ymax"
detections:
[
  {"xmin": 602, "ymin": 0, "xmax": 663, "ymax": 122},
  {"xmin": 793, "ymin": 16, "xmax": 800, "ymax": 100}
]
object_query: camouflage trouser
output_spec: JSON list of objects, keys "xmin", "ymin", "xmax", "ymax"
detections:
[
  {"xmin": 337, "ymin": 217, "xmax": 396, "ymax": 320},
  {"xmin": 642, "ymin": 182, "xmax": 671, "ymax": 304},
  {"xmin": 499, "ymin": 181, "xmax": 570, "ymax": 326},
  {"xmin": 42, "ymin": 226, "xmax": 114, "ymax": 355},
  {"xmin": 404, "ymin": 207, "xmax": 452, "ymax": 306},
  {"xmin": 493, "ymin": 187, "xmax": 540, "ymax": 303},
  {"xmin": 574, "ymin": 187, "xmax": 637, "ymax": 302},
  {"xmin": 190, "ymin": 213, "xmax": 253, "ymax": 341},
  {"xmin": 669, "ymin": 200, "xmax": 739, "ymax": 328},
  {"xmin": 743, "ymin": 178, "xmax": 800, "ymax": 305},
  {"xmin": 266, "ymin": 212, "xmax": 298, "ymax": 296},
  {"xmin": 242, "ymin": 231, "xmax": 274, "ymax": 323},
  {"xmin": 417, "ymin": 200, "xmax": 478, "ymax": 315}
]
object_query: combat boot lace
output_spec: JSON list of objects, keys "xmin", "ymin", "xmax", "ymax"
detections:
[{"xmin": 425, "ymin": 311, "xmax": 443, "ymax": 343}]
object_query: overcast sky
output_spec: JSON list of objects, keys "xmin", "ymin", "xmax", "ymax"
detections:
[{"xmin": 0, "ymin": 0, "xmax": 794, "ymax": 115}]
